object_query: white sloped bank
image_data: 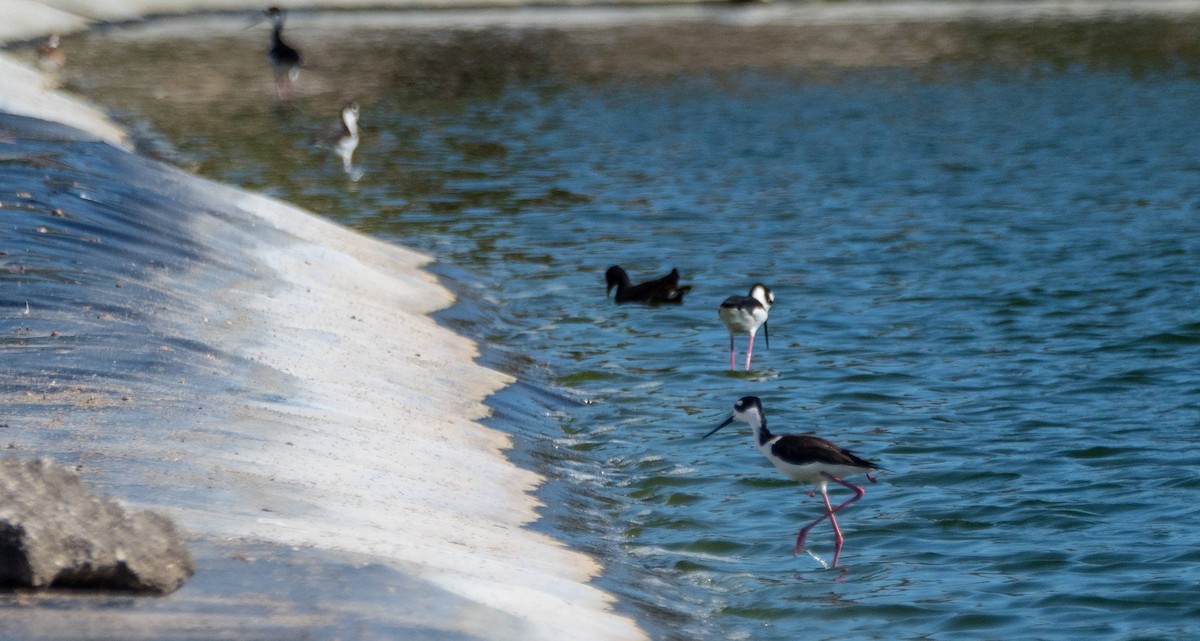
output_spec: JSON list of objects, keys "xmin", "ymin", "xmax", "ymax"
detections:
[
  {"xmin": 0, "ymin": 55, "xmax": 126, "ymax": 146},
  {"xmin": 179, "ymin": 186, "xmax": 647, "ymax": 640},
  {"xmin": 0, "ymin": 4, "xmax": 646, "ymax": 640}
]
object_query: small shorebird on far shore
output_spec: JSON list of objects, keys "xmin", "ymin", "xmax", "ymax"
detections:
[
  {"xmin": 718, "ymin": 283, "xmax": 772, "ymax": 370},
  {"xmin": 317, "ymin": 102, "xmax": 361, "ymax": 176},
  {"xmin": 703, "ymin": 396, "xmax": 882, "ymax": 568},
  {"xmin": 605, "ymin": 266, "xmax": 691, "ymax": 304},
  {"xmin": 37, "ymin": 33, "xmax": 65, "ymax": 73}
]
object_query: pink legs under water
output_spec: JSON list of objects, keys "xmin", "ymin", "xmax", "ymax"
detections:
[
  {"xmin": 744, "ymin": 330, "xmax": 757, "ymax": 371},
  {"xmin": 793, "ymin": 472, "xmax": 868, "ymax": 568},
  {"xmin": 729, "ymin": 331, "xmax": 760, "ymax": 371}
]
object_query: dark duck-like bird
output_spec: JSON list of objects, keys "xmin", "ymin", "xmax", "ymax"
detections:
[
  {"xmin": 704, "ymin": 396, "xmax": 882, "ymax": 568},
  {"xmin": 264, "ymin": 6, "xmax": 303, "ymax": 101},
  {"xmin": 605, "ymin": 266, "xmax": 691, "ymax": 304}
]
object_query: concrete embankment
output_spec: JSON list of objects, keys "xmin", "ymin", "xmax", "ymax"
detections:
[{"xmin": 0, "ymin": 2, "xmax": 646, "ymax": 639}]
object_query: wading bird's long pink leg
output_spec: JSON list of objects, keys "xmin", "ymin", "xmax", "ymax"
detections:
[
  {"xmin": 793, "ymin": 473, "xmax": 867, "ymax": 567},
  {"xmin": 729, "ymin": 334, "xmax": 736, "ymax": 370},
  {"xmin": 745, "ymin": 331, "xmax": 756, "ymax": 370},
  {"xmin": 793, "ymin": 501, "xmax": 828, "ymax": 557},
  {"xmin": 824, "ymin": 490, "xmax": 846, "ymax": 568}
]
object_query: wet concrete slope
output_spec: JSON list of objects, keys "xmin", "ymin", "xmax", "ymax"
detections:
[{"xmin": 0, "ymin": 112, "xmax": 643, "ymax": 640}]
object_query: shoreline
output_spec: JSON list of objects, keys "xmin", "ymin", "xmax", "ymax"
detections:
[{"xmin": 0, "ymin": 2, "xmax": 648, "ymax": 640}]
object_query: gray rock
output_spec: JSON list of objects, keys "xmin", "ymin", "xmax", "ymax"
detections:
[{"xmin": 0, "ymin": 457, "xmax": 193, "ymax": 593}]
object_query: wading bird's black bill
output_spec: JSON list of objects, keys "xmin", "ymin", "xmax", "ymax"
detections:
[{"xmin": 703, "ymin": 416, "xmax": 735, "ymax": 439}]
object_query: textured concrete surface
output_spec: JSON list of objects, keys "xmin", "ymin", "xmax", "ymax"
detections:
[{"xmin": 0, "ymin": 3, "xmax": 648, "ymax": 640}]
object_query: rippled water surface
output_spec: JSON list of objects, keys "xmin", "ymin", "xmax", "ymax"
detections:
[{"xmin": 54, "ymin": 11, "xmax": 1200, "ymax": 640}]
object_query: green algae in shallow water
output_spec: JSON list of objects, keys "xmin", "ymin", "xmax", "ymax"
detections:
[
  {"xmin": 664, "ymin": 492, "xmax": 703, "ymax": 506},
  {"xmin": 557, "ymin": 370, "xmax": 614, "ymax": 385},
  {"xmin": 671, "ymin": 559, "xmax": 711, "ymax": 573}
]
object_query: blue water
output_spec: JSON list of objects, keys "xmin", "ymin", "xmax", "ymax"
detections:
[
  {"xmin": 382, "ymin": 71, "xmax": 1200, "ymax": 641},
  {"xmin": 65, "ymin": 19, "xmax": 1200, "ymax": 641}
]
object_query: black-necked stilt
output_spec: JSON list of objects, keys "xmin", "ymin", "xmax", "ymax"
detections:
[
  {"xmin": 264, "ymin": 7, "xmax": 303, "ymax": 101},
  {"xmin": 703, "ymin": 396, "xmax": 881, "ymax": 568},
  {"xmin": 37, "ymin": 33, "xmax": 65, "ymax": 73},
  {"xmin": 317, "ymin": 102, "xmax": 360, "ymax": 174},
  {"xmin": 719, "ymin": 283, "xmax": 773, "ymax": 370},
  {"xmin": 605, "ymin": 266, "xmax": 692, "ymax": 304}
]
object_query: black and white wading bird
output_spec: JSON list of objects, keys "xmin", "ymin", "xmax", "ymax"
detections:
[
  {"xmin": 719, "ymin": 283, "xmax": 773, "ymax": 370},
  {"xmin": 317, "ymin": 102, "xmax": 361, "ymax": 176},
  {"xmin": 605, "ymin": 266, "xmax": 692, "ymax": 304},
  {"xmin": 264, "ymin": 6, "xmax": 303, "ymax": 101},
  {"xmin": 703, "ymin": 396, "xmax": 881, "ymax": 568}
]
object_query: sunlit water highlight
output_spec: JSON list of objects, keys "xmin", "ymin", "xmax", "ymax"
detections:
[{"xmin": 45, "ymin": 12, "xmax": 1200, "ymax": 640}]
